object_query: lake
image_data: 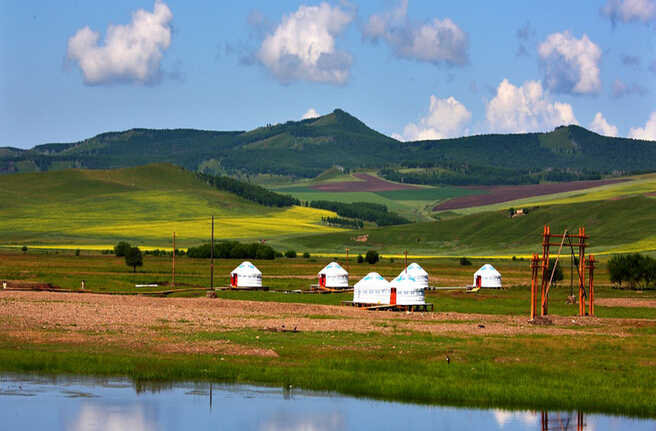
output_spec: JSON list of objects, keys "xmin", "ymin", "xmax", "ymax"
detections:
[{"xmin": 1, "ymin": 374, "xmax": 653, "ymax": 431}]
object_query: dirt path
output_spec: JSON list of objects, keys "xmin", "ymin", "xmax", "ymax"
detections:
[{"xmin": 0, "ymin": 291, "xmax": 651, "ymax": 357}]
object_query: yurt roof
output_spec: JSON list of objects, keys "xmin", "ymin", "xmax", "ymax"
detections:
[
  {"xmin": 390, "ymin": 273, "xmax": 421, "ymax": 289},
  {"xmin": 354, "ymin": 272, "xmax": 389, "ymax": 289},
  {"xmin": 474, "ymin": 264, "xmax": 501, "ymax": 276},
  {"xmin": 231, "ymin": 261, "xmax": 262, "ymax": 275},
  {"xmin": 319, "ymin": 262, "xmax": 348, "ymax": 276},
  {"xmin": 400, "ymin": 262, "xmax": 428, "ymax": 277}
]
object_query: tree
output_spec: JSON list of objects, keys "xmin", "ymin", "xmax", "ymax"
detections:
[
  {"xmin": 357, "ymin": 254, "xmax": 364, "ymax": 264},
  {"xmin": 547, "ymin": 258, "xmax": 564, "ymax": 287},
  {"xmin": 459, "ymin": 257, "xmax": 472, "ymax": 266},
  {"xmin": 21, "ymin": 245, "xmax": 28, "ymax": 253},
  {"xmin": 364, "ymin": 250, "xmax": 380, "ymax": 264},
  {"xmin": 114, "ymin": 241, "xmax": 131, "ymax": 257},
  {"xmin": 285, "ymin": 250, "xmax": 297, "ymax": 258},
  {"xmin": 125, "ymin": 246, "xmax": 143, "ymax": 273},
  {"xmin": 302, "ymin": 252, "xmax": 310, "ymax": 259}
]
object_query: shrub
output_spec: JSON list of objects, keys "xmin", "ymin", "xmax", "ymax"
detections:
[
  {"xmin": 114, "ymin": 241, "xmax": 131, "ymax": 257},
  {"xmin": 357, "ymin": 254, "xmax": 364, "ymax": 264},
  {"xmin": 285, "ymin": 250, "xmax": 297, "ymax": 258},
  {"xmin": 460, "ymin": 257, "xmax": 472, "ymax": 266},
  {"xmin": 365, "ymin": 250, "xmax": 380, "ymax": 265},
  {"xmin": 302, "ymin": 252, "xmax": 310, "ymax": 259}
]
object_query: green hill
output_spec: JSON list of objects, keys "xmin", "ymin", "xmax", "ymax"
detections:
[
  {"xmin": 286, "ymin": 195, "xmax": 656, "ymax": 257},
  {"xmin": 0, "ymin": 164, "xmax": 338, "ymax": 248},
  {"xmin": 2, "ymin": 110, "xmax": 655, "ymax": 182}
]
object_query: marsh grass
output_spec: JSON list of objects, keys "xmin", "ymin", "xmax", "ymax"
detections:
[{"xmin": 1, "ymin": 326, "xmax": 654, "ymax": 417}]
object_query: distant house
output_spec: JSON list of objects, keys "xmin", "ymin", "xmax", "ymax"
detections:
[
  {"xmin": 353, "ymin": 272, "xmax": 390, "ymax": 304},
  {"xmin": 390, "ymin": 273, "xmax": 425, "ymax": 306},
  {"xmin": 318, "ymin": 262, "xmax": 349, "ymax": 288},
  {"xmin": 398, "ymin": 262, "xmax": 429, "ymax": 288},
  {"xmin": 231, "ymin": 261, "xmax": 262, "ymax": 288},
  {"xmin": 473, "ymin": 264, "xmax": 502, "ymax": 288}
]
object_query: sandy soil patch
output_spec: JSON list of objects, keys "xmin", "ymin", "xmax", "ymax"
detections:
[{"xmin": 0, "ymin": 291, "xmax": 648, "ymax": 356}]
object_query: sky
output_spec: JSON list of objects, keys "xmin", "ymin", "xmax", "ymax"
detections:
[{"xmin": 1, "ymin": 0, "xmax": 656, "ymax": 149}]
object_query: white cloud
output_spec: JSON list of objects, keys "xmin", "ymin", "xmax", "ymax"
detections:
[
  {"xmin": 629, "ymin": 112, "xmax": 656, "ymax": 140},
  {"xmin": 255, "ymin": 3, "xmax": 355, "ymax": 85},
  {"xmin": 590, "ymin": 112, "xmax": 619, "ymax": 137},
  {"xmin": 486, "ymin": 79, "xmax": 578, "ymax": 133},
  {"xmin": 363, "ymin": 0, "xmax": 469, "ymax": 66},
  {"xmin": 396, "ymin": 96, "xmax": 471, "ymax": 141},
  {"xmin": 601, "ymin": 0, "xmax": 656, "ymax": 25},
  {"xmin": 301, "ymin": 108, "xmax": 320, "ymax": 119},
  {"xmin": 537, "ymin": 31, "xmax": 602, "ymax": 95},
  {"xmin": 65, "ymin": 1, "xmax": 173, "ymax": 86}
]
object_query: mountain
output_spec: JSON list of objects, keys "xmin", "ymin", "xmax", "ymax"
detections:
[{"xmin": 2, "ymin": 110, "xmax": 655, "ymax": 180}]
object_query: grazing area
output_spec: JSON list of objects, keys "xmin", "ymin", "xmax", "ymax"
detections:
[{"xmin": 0, "ymin": 283, "xmax": 654, "ymax": 417}]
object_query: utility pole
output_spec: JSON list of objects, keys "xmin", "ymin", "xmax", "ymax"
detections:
[
  {"xmin": 211, "ymin": 215, "xmax": 214, "ymax": 291},
  {"xmin": 404, "ymin": 250, "xmax": 408, "ymax": 273},
  {"xmin": 172, "ymin": 231, "xmax": 176, "ymax": 290}
]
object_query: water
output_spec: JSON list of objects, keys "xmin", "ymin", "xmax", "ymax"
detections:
[{"xmin": 0, "ymin": 374, "xmax": 653, "ymax": 431}]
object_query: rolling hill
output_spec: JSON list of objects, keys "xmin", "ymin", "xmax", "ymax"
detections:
[
  {"xmin": 0, "ymin": 163, "xmax": 339, "ymax": 248},
  {"xmin": 2, "ymin": 110, "xmax": 655, "ymax": 182}
]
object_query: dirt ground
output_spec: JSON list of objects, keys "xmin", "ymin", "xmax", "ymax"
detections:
[{"xmin": 0, "ymin": 291, "xmax": 653, "ymax": 357}]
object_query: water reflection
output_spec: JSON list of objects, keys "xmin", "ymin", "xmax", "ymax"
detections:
[{"xmin": 0, "ymin": 374, "xmax": 653, "ymax": 431}]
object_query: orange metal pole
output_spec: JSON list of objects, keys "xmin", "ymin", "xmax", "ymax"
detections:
[
  {"xmin": 541, "ymin": 226, "xmax": 551, "ymax": 316},
  {"xmin": 531, "ymin": 253, "xmax": 542, "ymax": 319},
  {"xmin": 588, "ymin": 255, "xmax": 595, "ymax": 316},
  {"xmin": 578, "ymin": 227, "xmax": 586, "ymax": 316}
]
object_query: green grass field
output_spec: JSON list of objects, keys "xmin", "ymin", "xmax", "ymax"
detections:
[{"xmin": 0, "ymin": 164, "xmax": 340, "ymax": 248}]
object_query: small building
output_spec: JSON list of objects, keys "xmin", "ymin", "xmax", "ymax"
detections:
[
  {"xmin": 390, "ymin": 273, "xmax": 425, "ymax": 305},
  {"xmin": 230, "ymin": 261, "xmax": 262, "ymax": 288},
  {"xmin": 473, "ymin": 264, "xmax": 502, "ymax": 288},
  {"xmin": 318, "ymin": 262, "xmax": 349, "ymax": 288},
  {"xmin": 353, "ymin": 272, "xmax": 390, "ymax": 304},
  {"xmin": 398, "ymin": 262, "xmax": 429, "ymax": 288}
]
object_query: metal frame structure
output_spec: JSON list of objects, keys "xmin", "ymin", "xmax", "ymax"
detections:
[{"xmin": 530, "ymin": 226, "xmax": 596, "ymax": 319}]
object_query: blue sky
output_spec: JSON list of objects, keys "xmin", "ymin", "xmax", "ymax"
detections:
[{"xmin": 1, "ymin": 0, "xmax": 655, "ymax": 148}]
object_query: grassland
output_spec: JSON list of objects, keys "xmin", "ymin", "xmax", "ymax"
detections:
[
  {"xmin": 0, "ymin": 164, "xmax": 340, "ymax": 248},
  {"xmin": 0, "ymin": 251, "xmax": 654, "ymax": 417}
]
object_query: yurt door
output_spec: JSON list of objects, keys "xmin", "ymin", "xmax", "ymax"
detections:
[
  {"xmin": 476, "ymin": 275, "xmax": 481, "ymax": 288},
  {"xmin": 232, "ymin": 274, "xmax": 237, "ymax": 287},
  {"xmin": 390, "ymin": 288, "xmax": 397, "ymax": 305},
  {"xmin": 319, "ymin": 274, "xmax": 326, "ymax": 287}
]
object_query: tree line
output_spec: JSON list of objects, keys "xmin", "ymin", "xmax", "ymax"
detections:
[
  {"xmin": 186, "ymin": 241, "xmax": 276, "ymax": 260},
  {"xmin": 608, "ymin": 253, "xmax": 656, "ymax": 290},
  {"xmin": 310, "ymin": 200, "xmax": 411, "ymax": 227},
  {"xmin": 196, "ymin": 172, "xmax": 300, "ymax": 207}
]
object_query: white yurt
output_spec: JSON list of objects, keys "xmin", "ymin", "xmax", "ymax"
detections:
[
  {"xmin": 318, "ymin": 262, "xmax": 349, "ymax": 288},
  {"xmin": 398, "ymin": 262, "xmax": 429, "ymax": 288},
  {"xmin": 390, "ymin": 273, "xmax": 425, "ymax": 305},
  {"xmin": 230, "ymin": 261, "xmax": 262, "ymax": 288},
  {"xmin": 353, "ymin": 272, "xmax": 390, "ymax": 304},
  {"xmin": 473, "ymin": 264, "xmax": 502, "ymax": 288}
]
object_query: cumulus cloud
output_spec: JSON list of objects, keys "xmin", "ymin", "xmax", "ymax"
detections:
[
  {"xmin": 612, "ymin": 77, "xmax": 649, "ymax": 98},
  {"xmin": 537, "ymin": 31, "xmax": 602, "ymax": 95},
  {"xmin": 301, "ymin": 108, "xmax": 320, "ymax": 119},
  {"xmin": 363, "ymin": 0, "xmax": 469, "ymax": 66},
  {"xmin": 394, "ymin": 96, "xmax": 472, "ymax": 141},
  {"xmin": 65, "ymin": 0, "xmax": 173, "ymax": 86},
  {"xmin": 255, "ymin": 3, "xmax": 355, "ymax": 85},
  {"xmin": 485, "ymin": 79, "xmax": 578, "ymax": 133},
  {"xmin": 629, "ymin": 112, "xmax": 656, "ymax": 140},
  {"xmin": 601, "ymin": 0, "xmax": 656, "ymax": 25},
  {"xmin": 590, "ymin": 112, "xmax": 619, "ymax": 137}
]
